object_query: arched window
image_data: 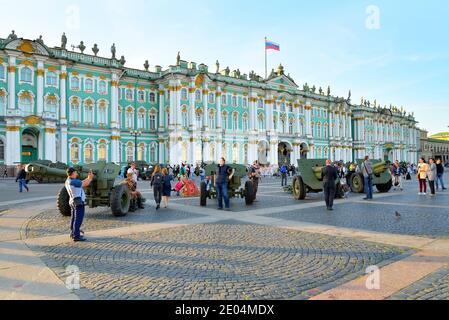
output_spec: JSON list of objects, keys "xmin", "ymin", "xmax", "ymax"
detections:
[
  {"xmin": 126, "ymin": 108, "xmax": 134, "ymax": 129},
  {"xmin": 0, "ymin": 91, "xmax": 6, "ymax": 116},
  {"xmin": 243, "ymin": 97, "xmax": 248, "ymax": 108},
  {"xmin": 221, "ymin": 94, "xmax": 227, "ymax": 105},
  {"xmin": 21, "ymin": 67, "xmax": 32, "ymax": 83},
  {"xmin": 138, "ymin": 143, "xmax": 145, "ymax": 161},
  {"xmin": 222, "ymin": 112, "xmax": 228, "ymax": 130},
  {"xmin": 84, "ymin": 143, "xmax": 93, "ymax": 164},
  {"xmin": 181, "ymin": 89, "xmax": 188, "ymax": 100},
  {"xmin": 222, "ymin": 143, "xmax": 228, "ymax": 160},
  {"xmin": 195, "ymin": 90, "xmax": 201, "ymax": 101},
  {"xmin": 208, "ymin": 111, "xmax": 216, "ymax": 129},
  {"xmin": 258, "ymin": 114, "xmax": 265, "ymax": 131},
  {"xmin": 84, "ymin": 100, "xmax": 94, "ymax": 124},
  {"xmin": 85, "ymin": 78, "xmax": 93, "ymax": 92},
  {"xmin": 98, "ymin": 101, "xmax": 107, "ymax": 125},
  {"xmin": 232, "ymin": 113, "xmax": 239, "ymax": 130},
  {"xmin": 181, "ymin": 107, "xmax": 188, "ymax": 128},
  {"xmin": 126, "ymin": 89, "xmax": 133, "ymax": 100},
  {"xmin": 317, "ymin": 122, "xmax": 321, "ymax": 138},
  {"xmin": 126, "ymin": 143, "xmax": 134, "ymax": 162},
  {"xmin": 71, "ymin": 77, "xmax": 80, "ymax": 90},
  {"xmin": 232, "ymin": 143, "xmax": 238, "ymax": 163},
  {"xmin": 232, "ymin": 96, "xmax": 237, "ymax": 107},
  {"xmin": 195, "ymin": 109, "xmax": 202, "ymax": 128},
  {"xmin": 98, "ymin": 80, "xmax": 107, "ymax": 94},
  {"xmin": 149, "ymin": 92, "xmax": 156, "ymax": 103},
  {"xmin": 150, "ymin": 144, "xmax": 156, "ymax": 162},
  {"xmin": 0, "ymin": 65, "xmax": 5, "ymax": 80},
  {"xmin": 70, "ymin": 99, "xmax": 80, "ymax": 122},
  {"xmin": 19, "ymin": 94, "xmax": 33, "ymax": 116},
  {"xmin": 98, "ymin": 142, "xmax": 107, "ymax": 161},
  {"xmin": 289, "ymin": 120, "xmax": 294, "ymax": 135},
  {"xmin": 242, "ymin": 113, "xmax": 249, "ymax": 131},
  {"xmin": 46, "ymin": 72, "xmax": 57, "ymax": 87},
  {"xmin": 273, "ymin": 115, "xmax": 278, "ymax": 130},
  {"xmin": 45, "ymin": 95, "xmax": 57, "ymax": 113},
  {"xmin": 280, "ymin": 102, "xmax": 286, "ymax": 112},
  {"xmin": 210, "ymin": 143, "xmax": 215, "ymax": 160},
  {"xmin": 281, "ymin": 118, "xmax": 286, "ymax": 133},
  {"xmin": 258, "ymin": 99, "xmax": 264, "ymax": 109},
  {"xmin": 138, "ymin": 109, "xmax": 145, "ymax": 129},
  {"xmin": 208, "ymin": 93, "xmax": 215, "ymax": 104},
  {"xmin": 138, "ymin": 90, "xmax": 145, "ymax": 102},
  {"xmin": 149, "ymin": 111, "xmax": 157, "ymax": 131},
  {"xmin": 70, "ymin": 142, "xmax": 80, "ymax": 163}
]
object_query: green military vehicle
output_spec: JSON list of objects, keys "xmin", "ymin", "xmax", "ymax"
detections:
[
  {"xmin": 31, "ymin": 161, "xmax": 136, "ymax": 217},
  {"xmin": 287, "ymin": 159, "xmax": 344, "ymax": 200},
  {"xmin": 25, "ymin": 160, "xmax": 69, "ymax": 183},
  {"xmin": 199, "ymin": 163, "xmax": 255, "ymax": 206},
  {"xmin": 349, "ymin": 159, "xmax": 392, "ymax": 193}
]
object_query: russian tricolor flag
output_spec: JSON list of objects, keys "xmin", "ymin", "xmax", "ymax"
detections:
[{"xmin": 265, "ymin": 40, "xmax": 280, "ymax": 51}]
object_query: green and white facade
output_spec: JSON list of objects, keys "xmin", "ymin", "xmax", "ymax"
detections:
[{"xmin": 0, "ymin": 34, "xmax": 420, "ymax": 167}]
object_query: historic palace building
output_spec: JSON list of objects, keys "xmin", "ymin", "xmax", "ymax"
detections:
[
  {"xmin": 420, "ymin": 130, "xmax": 449, "ymax": 163},
  {"xmin": 0, "ymin": 32, "xmax": 420, "ymax": 167}
]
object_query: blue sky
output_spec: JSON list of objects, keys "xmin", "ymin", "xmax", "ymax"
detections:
[{"xmin": 1, "ymin": 0, "xmax": 448, "ymax": 135}]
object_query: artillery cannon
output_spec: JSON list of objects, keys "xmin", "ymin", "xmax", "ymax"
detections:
[
  {"xmin": 44, "ymin": 161, "xmax": 134, "ymax": 217},
  {"xmin": 349, "ymin": 159, "xmax": 392, "ymax": 193},
  {"xmin": 287, "ymin": 159, "xmax": 344, "ymax": 200},
  {"xmin": 199, "ymin": 163, "xmax": 255, "ymax": 206},
  {"xmin": 25, "ymin": 160, "xmax": 69, "ymax": 183}
]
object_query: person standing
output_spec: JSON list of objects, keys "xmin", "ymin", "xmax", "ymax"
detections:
[
  {"xmin": 428, "ymin": 158, "xmax": 437, "ymax": 196},
  {"xmin": 321, "ymin": 159, "xmax": 338, "ymax": 211},
  {"xmin": 392, "ymin": 160, "xmax": 403, "ymax": 191},
  {"xmin": 280, "ymin": 164, "xmax": 288, "ymax": 187},
  {"xmin": 436, "ymin": 159, "xmax": 446, "ymax": 191},
  {"xmin": 249, "ymin": 160, "xmax": 261, "ymax": 201},
  {"xmin": 161, "ymin": 167, "xmax": 173, "ymax": 208},
  {"xmin": 199, "ymin": 166, "xmax": 206, "ymax": 181},
  {"xmin": 15, "ymin": 165, "xmax": 29, "ymax": 193},
  {"xmin": 3, "ymin": 168, "xmax": 7, "ymax": 178},
  {"xmin": 151, "ymin": 165, "xmax": 164, "ymax": 210},
  {"xmin": 65, "ymin": 167, "xmax": 94, "ymax": 242},
  {"xmin": 215, "ymin": 157, "xmax": 234, "ymax": 210},
  {"xmin": 361, "ymin": 156, "xmax": 374, "ymax": 200},
  {"xmin": 127, "ymin": 162, "xmax": 138, "ymax": 184},
  {"xmin": 417, "ymin": 158, "xmax": 429, "ymax": 195}
]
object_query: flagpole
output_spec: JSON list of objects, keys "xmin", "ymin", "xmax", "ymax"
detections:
[{"xmin": 264, "ymin": 37, "xmax": 267, "ymax": 79}]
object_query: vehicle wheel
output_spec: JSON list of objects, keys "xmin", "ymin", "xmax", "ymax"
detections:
[
  {"xmin": 244, "ymin": 180, "xmax": 255, "ymax": 205},
  {"xmin": 292, "ymin": 175, "xmax": 306, "ymax": 200},
  {"xmin": 376, "ymin": 179, "xmax": 393, "ymax": 193},
  {"xmin": 200, "ymin": 182, "xmax": 207, "ymax": 207},
  {"xmin": 57, "ymin": 186, "xmax": 72, "ymax": 217},
  {"xmin": 351, "ymin": 173, "xmax": 365, "ymax": 193},
  {"xmin": 110, "ymin": 184, "xmax": 130, "ymax": 217}
]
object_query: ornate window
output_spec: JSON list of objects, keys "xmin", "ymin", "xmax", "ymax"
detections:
[
  {"xmin": 222, "ymin": 143, "xmax": 228, "ymax": 159},
  {"xmin": 317, "ymin": 122, "xmax": 321, "ymax": 138},
  {"xmin": 243, "ymin": 97, "xmax": 248, "ymax": 108},
  {"xmin": 98, "ymin": 80, "xmax": 107, "ymax": 94},
  {"xmin": 0, "ymin": 64, "xmax": 5, "ymax": 80},
  {"xmin": 232, "ymin": 143, "xmax": 239, "ymax": 163},
  {"xmin": 150, "ymin": 144, "xmax": 156, "ymax": 162},
  {"xmin": 242, "ymin": 113, "xmax": 249, "ymax": 131},
  {"xmin": 195, "ymin": 109, "xmax": 202, "ymax": 128},
  {"xmin": 181, "ymin": 107, "xmax": 188, "ymax": 128},
  {"xmin": 138, "ymin": 90, "xmax": 145, "ymax": 102},
  {"xmin": 137, "ymin": 109, "xmax": 145, "ymax": 129},
  {"xmin": 222, "ymin": 111, "xmax": 228, "ymax": 130},
  {"xmin": 195, "ymin": 90, "xmax": 201, "ymax": 102},
  {"xmin": 258, "ymin": 99, "xmax": 264, "ymax": 109},
  {"xmin": 84, "ymin": 99, "xmax": 94, "ymax": 124},
  {"xmin": 84, "ymin": 143, "xmax": 93, "ymax": 164},
  {"xmin": 19, "ymin": 93, "xmax": 33, "ymax": 116},
  {"xmin": 71, "ymin": 77, "xmax": 80, "ymax": 90},
  {"xmin": 208, "ymin": 110, "xmax": 216, "ymax": 129},
  {"xmin": 221, "ymin": 94, "xmax": 227, "ymax": 105},
  {"xmin": 280, "ymin": 102, "xmax": 286, "ymax": 112},
  {"xmin": 137, "ymin": 143, "xmax": 145, "ymax": 161},
  {"xmin": 126, "ymin": 89, "xmax": 133, "ymax": 101},
  {"xmin": 258, "ymin": 113, "xmax": 265, "ymax": 131},
  {"xmin": 149, "ymin": 111, "xmax": 157, "ymax": 131},
  {"xmin": 273, "ymin": 115, "xmax": 277, "ymax": 130},
  {"xmin": 289, "ymin": 120, "xmax": 294, "ymax": 135},
  {"xmin": 85, "ymin": 78, "xmax": 93, "ymax": 92},
  {"xmin": 98, "ymin": 141, "xmax": 107, "ymax": 161},
  {"xmin": 21, "ymin": 67, "xmax": 32, "ymax": 83},
  {"xmin": 70, "ymin": 142, "xmax": 80, "ymax": 163},
  {"xmin": 281, "ymin": 119, "xmax": 286, "ymax": 133},
  {"xmin": 45, "ymin": 95, "xmax": 57, "ymax": 113},
  {"xmin": 70, "ymin": 98, "xmax": 80, "ymax": 122},
  {"xmin": 232, "ymin": 112, "xmax": 239, "ymax": 130},
  {"xmin": 149, "ymin": 92, "xmax": 156, "ymax": 103},
  {"xmin": 98, "ymin": 101, "xmax": 107, "ymax": 125},
  {"xmin": 208, "ymin": 92, "xmax": 215, "ymax": 104},
  {"xmin": 126, "ymin": 143, "xmax": 134, "ymax": 162},
  {"xmin": 46, "ymin": 72, "xmax": 57, "ymax": 87},
  {"xmin": 210, "ymin": 143, "xmax": 215, "ymax": 160},
  {"xmin": 232, "ymin": 96, "xmax": 238, "ymax": 107},
  {"xmin": 181, "ymin": 89, "xmax": 188, "ymax": 100},
  {"xmin": 125, "ymin": 108, "xmax": 134, "ymax": 129}
]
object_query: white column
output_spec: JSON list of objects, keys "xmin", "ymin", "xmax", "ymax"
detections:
[
  {"xmin": 36, "ymin": 60, "xmax": 44, "ymax": 115},
  {"xmin": 6, "ymin": 123, "xmax": 21, "ymax": 165},
  {"xmin": 60, "ymin": 67, "xmax": 68, "ymax": 163},
  {"xmin": 110, "ymin": 76, "xmax": 120, "ymax": 164},
  {"xmin": 329, "ymin": 112, "xmax": 334, "ymax": 138},
  {"xmin": 7, "ymin": 57, "xmax": 16, "ymax": 110},
  {"xmin": 44, "ymin": 127, "xmax": 56, "ymax": 162},
  {"xmin": 189, "ymin": 86, "xmax": 196, "ymax": 131},
  {"xmin": 158, "ymin": 139, "xmax": 165, "ymax": 164},
  {"xmin": 60, "ymin": 126, "xmax": 68, "ymax": 164},
  {"xmin": 216, "ymin": 89, "xmax": 222, "ymax": 129},
  {"xmin": 249, "ymin": 96, "xmax": 256, "ymax": 131},
  {"xmin": 202, "ymin": 88, "xmax": 208, "ymax": 130},
  {"xmin": 295, "ymin": 103, "xmax": 300, "ymax": 136},
  {"xmin": 342, "ymin": 113, "xmax": 346, "ymax": 139}
]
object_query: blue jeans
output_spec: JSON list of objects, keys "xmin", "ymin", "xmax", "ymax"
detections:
[
  {"xmin": 18, "ymin": 179, "xmax": 29, "ymax": 192},
  {"xmin": 216, "ymin": 182, "xmax": 230, "ymax": 209},
  {"xmin": 436, "ymin": 174, "xmax": 445, "ymax": 190},
  {"xmin": 364, "ymin": 176, "xmax": 373, "ymax": 199},
  {"xmin": 70, "ymin": 204, "xmax": 85, "ymax": 239}
]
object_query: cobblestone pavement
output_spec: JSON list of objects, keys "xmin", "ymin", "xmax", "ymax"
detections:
[
  {"xmin": 390, "ymin": 265, "xmax": 449, "ymax": 300},
  {"xmin": 32, "ymin": 222, "xmax": 411, "ymax": 300},
  {"xmin": 25, "ymin": 207, "xmax": 204, "ymax": 239}
]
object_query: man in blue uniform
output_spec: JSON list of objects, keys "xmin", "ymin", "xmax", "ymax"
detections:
[{"xmin": 65, "ymin": 167, "xmax": 94, "ymax": 242}]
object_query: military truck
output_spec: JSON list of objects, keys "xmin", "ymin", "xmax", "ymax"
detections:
[
  {"xmin": 199, "ymin": 163, "xmax": 255, "ymax": 206},
  {"xmin": 349, "ymin": 159, "xmax": 392, "ymax": 193},
  {"xmin": 25, "ymin": 160, "xmax": 69, "ymax": 183},
  {"xmin": 33, "ymin": 161, "xmax": 136, "ymax": 217},
  {"xmin": 287, "ymin": 159, "xmax": 344, "ymax": 200}
]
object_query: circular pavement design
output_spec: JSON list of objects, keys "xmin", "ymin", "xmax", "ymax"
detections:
[{"xmin": 33, "ymin": 223, "xmax": 411, "ymax": 300}]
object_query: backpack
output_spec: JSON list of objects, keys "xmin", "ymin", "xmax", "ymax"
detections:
[{"xmin": 152, "ymin": 173, "xmax": 163, "ymax": 186}]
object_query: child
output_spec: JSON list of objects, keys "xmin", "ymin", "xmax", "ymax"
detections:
[
  {"xmin": 340, "ymin": 177, "xmax": 351, "ymax": 199},
  {"xmin": 174, "ymin": 177, "xmax": 184, "ymax": 196}
]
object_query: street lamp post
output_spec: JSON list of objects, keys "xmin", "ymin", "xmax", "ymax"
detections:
[{"xmin": 130, "ymin": 130, "xmax": 142, "ymax": 161}]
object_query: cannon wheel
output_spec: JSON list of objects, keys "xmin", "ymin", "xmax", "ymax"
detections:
[
  {"xmin": 57, "ymin": 186, "xmax": 72, "ymax": 217},
  {"xmin": 200, "ymin": 182, "xmax": 207, "ymax": 207},
  {"xmin": 376, "ymin": 180, "xmax": 393, "ymax": 193},
  {"xmin": 110, "ymin": 184, "xmax": 130, "ymax": 217},
  {"xmin": 244, "ymin": 180, "xmax": 255, "ymax": 205},
  {"xmin": 351, "ymin": 173, "xmax": 365, "ymax": 193},
  {"xmin": 292, "ymin": 176, "xmax": 306, "ymax": 200}
]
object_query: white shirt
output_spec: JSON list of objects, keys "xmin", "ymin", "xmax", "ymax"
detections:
[{"xmin": 127, "ymin": 168, "xmax": 138, "ymax": 183}]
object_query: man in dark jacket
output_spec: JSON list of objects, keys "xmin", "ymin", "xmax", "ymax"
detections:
[
  {"xmin": 436, "ymin": 159, "xmax": 446, "ymax": 191},
  {"xmin": 15, "ymin": 165, "xmax": 29, "ymax": 193},
  {"xmin": 321, "ymin": 160, "xmax": 338, "ymax": 211}
]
